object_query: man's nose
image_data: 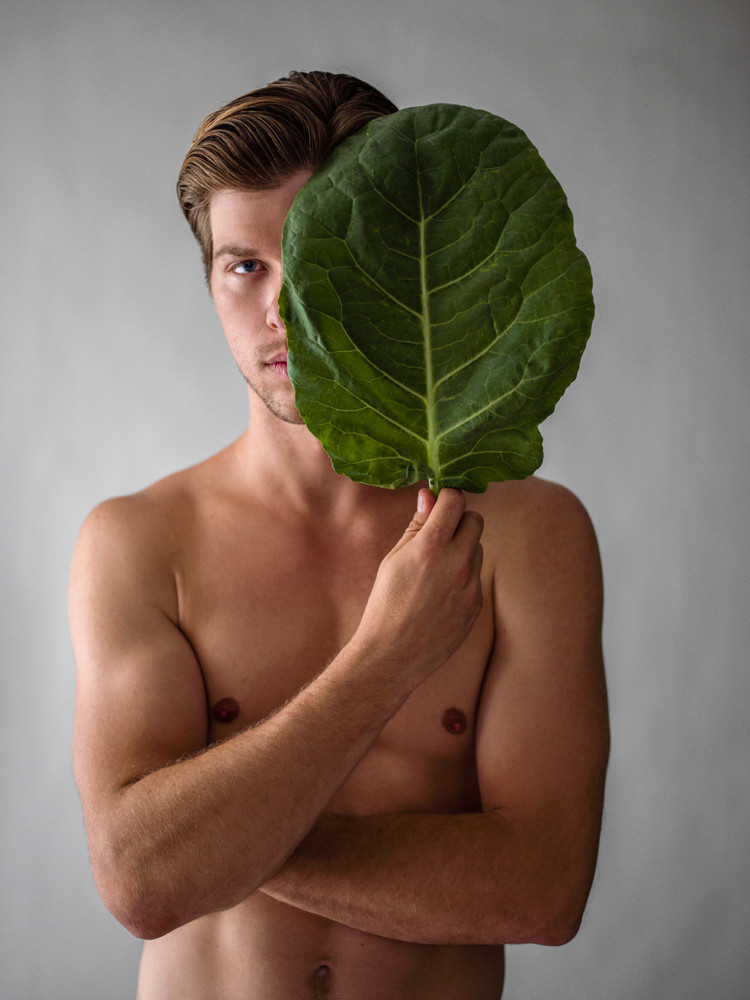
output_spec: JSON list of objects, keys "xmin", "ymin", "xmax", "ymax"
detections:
[{"xmin": 266, "ymin": 276, "xmax": 285, "ymax": 332}]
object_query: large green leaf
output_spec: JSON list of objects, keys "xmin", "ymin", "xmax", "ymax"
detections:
[{"xmin": 280, "ymin": 103, "xmax": 593, "ymax": 492}]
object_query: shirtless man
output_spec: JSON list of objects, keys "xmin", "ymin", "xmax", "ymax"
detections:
[{"xmin": 69, "ymin": 71, "xmax": 609, "ymax": 1000}]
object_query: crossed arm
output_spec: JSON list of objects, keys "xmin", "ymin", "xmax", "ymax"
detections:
[
  {"xmin": 262, "ymin": 485, "xmax": 609, "ymax": 945},
  {"xmin": 70, "ymin": 482, "xmax": 608, "ymax": 945}
]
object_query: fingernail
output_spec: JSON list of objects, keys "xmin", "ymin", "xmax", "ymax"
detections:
[{"xmin": 417, "ymin": 490, "xmax": 426, "ymax": 512}]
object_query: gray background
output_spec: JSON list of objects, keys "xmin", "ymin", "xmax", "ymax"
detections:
[{"xmin": 2, "ymin": 0, "xmax": 748, "ymax": 997}]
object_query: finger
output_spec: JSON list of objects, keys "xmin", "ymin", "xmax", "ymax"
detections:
[
  {"xmin": 453, "ymin": 509, "xmax": 484, "ymax": 550},
  {"xmin": 471, "ymin": 539, "xmax": 484, "ymax": 579},
  {"xmin": 420, "ymin": 488, "xmax": 466, "ymax": 541}
]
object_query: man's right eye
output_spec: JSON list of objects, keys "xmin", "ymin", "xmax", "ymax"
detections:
[{"xmin": 231, "ymin": 260, "xmax": 263, "ymax": 275}]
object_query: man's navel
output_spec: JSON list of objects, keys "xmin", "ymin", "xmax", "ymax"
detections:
[{"xmin": 308, "ymin": 963, "xmax": 331, "ymax": 997}]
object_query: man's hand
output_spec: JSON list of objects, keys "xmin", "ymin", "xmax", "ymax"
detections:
[{"xmin": 352, "ymin": 487, "xmax": 484, "ymax": 686}]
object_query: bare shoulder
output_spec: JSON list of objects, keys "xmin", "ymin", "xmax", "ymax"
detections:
[
  {"xmin": 469, "ymin": 476, "xmax": 602, "ymax": 623},
  {"xmin": 73, "ymin": 446, "xmax": 234, "ymax": 567},
  {"xmin": 468, "ymin": 473, "xmax": 590, "ymax": 515},
  {"xmin": 76, "ymin": 470, "xmax": 191, "ymax": 552},
  {"xmin": 469, "ymin": 475, "xmax": 599, "ymax": 556},
  {"xmin": 72, "ymin": 486, "xmax": 182, "ymax": 613},
  {"xmin": 70, "ymin": 452, "xmax": 236, "ymax": 642}
]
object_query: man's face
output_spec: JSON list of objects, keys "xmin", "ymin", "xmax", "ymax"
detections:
[{"xmin": 209, "ymin": 170, "xmax": 312, "ymax": 425}]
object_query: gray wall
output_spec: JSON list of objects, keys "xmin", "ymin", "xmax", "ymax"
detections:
[{"xmin": 2, "ymin": 0, "xmax": 748, "ymax": 997}]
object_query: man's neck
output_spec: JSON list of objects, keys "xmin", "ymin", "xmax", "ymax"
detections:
[{"xmin": 231, "ymin": 395, "xmax": 421, "ymax": 525}]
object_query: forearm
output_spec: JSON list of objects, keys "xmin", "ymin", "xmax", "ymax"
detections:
[
  {"xmin": 95, "ymin": 640, "xmax": 411, "ymax": 938},
  {"xmin": 261, "ymin": 810, "xmax": 592, "ymax": 947}
]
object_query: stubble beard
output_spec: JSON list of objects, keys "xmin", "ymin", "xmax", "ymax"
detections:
[{"xmin": 242, "ymin": 370, "xmax": 305, "ymax": 426}]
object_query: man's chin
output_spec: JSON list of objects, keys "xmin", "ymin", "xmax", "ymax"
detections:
[
  {"xmin": 245, "ymin": 379, "xmax": 306, "ymax": 426},
  {"xmin": 273, "ymin": 408, "xmax": 306, "ymax": 427}
]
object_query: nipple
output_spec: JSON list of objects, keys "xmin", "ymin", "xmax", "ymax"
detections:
[
  {"xmin": 212, "ymin": 697, "xmax": 240, "ymax": 724},
  {"xmin": 442, "ymin": 707, "xmax": 467, "ymax": 735}
]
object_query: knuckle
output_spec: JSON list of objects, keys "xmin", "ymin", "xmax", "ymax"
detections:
[
  {"xmin": 467, "ymin": 510, "xmax": 484, "ymax": 531},
  {"xmin": 452, "ymin": 555, "xmax": 481, "ymax": 594},
  {"xmin": 421, "ymin": 523, "xmax": 449, "ymax": 550},
  {"xmin": 446, "ymin": 490, "xmax": 467, "ymax": 515},
  {"xmin": 460, "ymin": 510, "xmax": 484, "ymax": 540}
]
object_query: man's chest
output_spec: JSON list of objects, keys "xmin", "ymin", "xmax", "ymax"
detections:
[{"xmin": 175, "ymin": 521, "xmax": 496, "ymax": 808}]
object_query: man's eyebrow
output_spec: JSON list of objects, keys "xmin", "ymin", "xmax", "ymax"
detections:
[{"xmin": 213, "ymin": 245, "xmax": 260, "ymax": 261}]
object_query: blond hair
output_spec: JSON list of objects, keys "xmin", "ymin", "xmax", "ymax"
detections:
[{"xmin": 177, "ymin": 70, "xmax": 397, "ymax": 281}]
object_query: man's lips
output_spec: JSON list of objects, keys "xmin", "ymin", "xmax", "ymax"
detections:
[{"xmin": 266, "ymin": 355, "xmax": 289, "ymax": 378}]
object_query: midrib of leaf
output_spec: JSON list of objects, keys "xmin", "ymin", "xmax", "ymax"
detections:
[{"xmin": 416, "ymin": 162, "xmax": 440, "ymax": 489}]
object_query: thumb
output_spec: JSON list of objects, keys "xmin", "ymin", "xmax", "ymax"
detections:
[{"xmin": 402, "ymin": 488, "xmax": 436, "ymax": 538}]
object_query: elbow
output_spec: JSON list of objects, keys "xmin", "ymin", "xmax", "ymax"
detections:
[
  {"xmin": 501, "ymin": 908, "xmax": 582, "ymax": 949},
  {"xmin": 524, "ymin": 885, "xmax": 589, "ymax": 947},
  {"xmin": 90, "ymin": 841, "xmax": 257, "ymax": 940},
  {"xmin": 116, "ymin": 909, "xmax": 175, "ymax": 942},
  {"xmin": 96, "ymin": 876, "xmax": 179, "ymax": 941},
  {"xmin": 117, "ymin": 902, "xmax": 181, "ymax": 942},
  {"xmin": 530, "ymin": 908, "xmax": 583, "ymax": 947},
  {"xmin": 91, "ymin": 850, "xmax": 187, "ymax": 941},
  {"xmin": 498, "ymin": 882, "xmax": 589, "ymax": 948}
]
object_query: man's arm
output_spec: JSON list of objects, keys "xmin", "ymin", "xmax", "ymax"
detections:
[
  {"xmin": 70, "ymin": 487, "xmax": 482, "ymax": 940},
  {"xmin": 261, "ymin": 482, "xmax": 610, "ymax": 946}
]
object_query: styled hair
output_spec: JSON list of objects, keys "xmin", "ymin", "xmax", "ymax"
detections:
[{"xmin": 176, "ymin": 70, "xmax": 398, "ymax": 282}]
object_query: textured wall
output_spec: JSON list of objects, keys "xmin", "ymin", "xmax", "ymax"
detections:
[{"xmin": 2, "ymin": 0, "xmax": 748, "ymax": 996}]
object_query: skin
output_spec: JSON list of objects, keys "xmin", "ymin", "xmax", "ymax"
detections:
[{"xmin": 70, "ymin": 171, "xmax": 610, "ymax": 999}]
